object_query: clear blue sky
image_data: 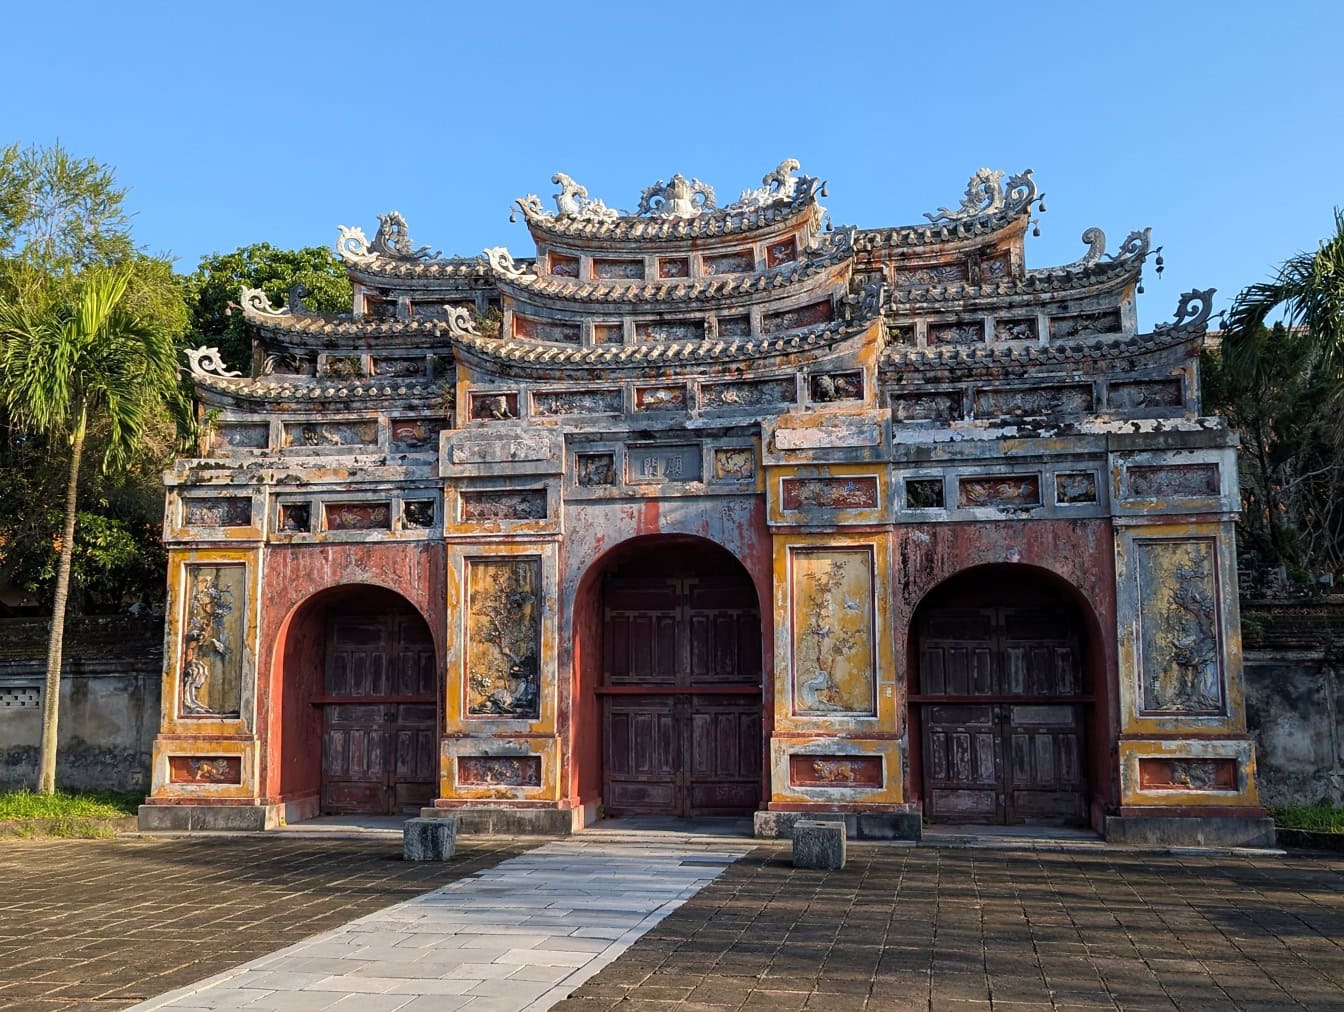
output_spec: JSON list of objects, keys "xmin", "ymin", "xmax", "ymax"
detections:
[{"xmin": 4, "ymin": 1, "xmax": 1338, "ymax": 328}]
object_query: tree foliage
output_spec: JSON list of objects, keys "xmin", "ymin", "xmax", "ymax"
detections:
[
  {"xmin": 0, "ymin": 268, "xmax": 185, "ymax": 791},
  {"xmin": 0, "ymin": 142, "xmax": 133, "ymax": 279},
  {"xmin": 1210, "ymin": 210, "xmax": 1344, "ymax": 592},
  {"xmin": 183, "ymin": 243, "xmax": 351, "ymax": 371}
]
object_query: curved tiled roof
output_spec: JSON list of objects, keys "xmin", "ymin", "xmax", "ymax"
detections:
[
  {"xmin": 517, "ymin": 189, "xmax": 822, "ymax": 244},
  {"xmin": 880, "ymin": 329, "xmax": 1200, "ymax": 382},
  {"xmin": 886, "ymin": 257, "xmax": 1142, "ymax": 313},
  {"xmin": 452, "ymin": 316, "xmax": 877, "ymax": 376},
  {"xmin": 494, "ymin": 239, "xmax": 851, "ymax": 308},
  {"xmin": 192, "ymin": 370, "xmax": 446, "ymax": 408},
  {"xmin": 344, "ymin": 256, "xmax": 500, "ymax": 283}
]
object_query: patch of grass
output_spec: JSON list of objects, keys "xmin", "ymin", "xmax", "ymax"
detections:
[
  {"xmin": 0, "ymin": 789, "xmax": 143, "ymax": 820},
  {"xmin": 1270, "ymin": 802, "xmax": 1344, "ymax": 833}
]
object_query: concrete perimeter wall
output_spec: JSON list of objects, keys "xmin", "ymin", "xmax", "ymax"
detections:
[
  {"xmin": 1242, "ymin": 599, "xmax": 1344, "ymax": 809},
  {"xmin": 0, "ymin": 617, "xmax": 162, "ymax": 793}
]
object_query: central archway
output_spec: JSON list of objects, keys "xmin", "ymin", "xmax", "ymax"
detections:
[{"xmin": 575, "ymin": 536, "xmax": 764, "ymax": 818}]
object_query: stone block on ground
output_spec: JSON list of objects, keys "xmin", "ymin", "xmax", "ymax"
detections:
[
  {"xmin": 792, "ymin": 819, "xmax": 846, "ymax": 870},
  {"xmin": 403, "ymin": 816, "xmax": 458, "ymax": 861}
]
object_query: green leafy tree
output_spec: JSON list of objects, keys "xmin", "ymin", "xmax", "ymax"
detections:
[
  {"xmin": 0, "ymin": 269, "xmax": 185, "ymax": 792},
  {"xmin": 183, "ymin": 243, "xmax": 351, "ymax": 371},
  {"xmin": 1213, "ymin": 211, "xmax": 1344, "ymax": 589}
]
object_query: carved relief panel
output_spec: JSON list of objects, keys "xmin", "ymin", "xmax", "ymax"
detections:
[
  {"xmin": 179, "ymin": 564, "xmax": 246, "ymax": 718},
  {"xmin": 1134, "ymin": 539, "xmax": 1224, "ymax": 715},
  {"xmin": 790, "ymin": 549, "xmax": 876, "ymax": 717},
  {"xmin": 466, "ymin": 558, "xmax": 541, "ymax": 719}
]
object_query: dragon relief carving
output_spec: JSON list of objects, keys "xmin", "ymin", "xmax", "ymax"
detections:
[
  {"xmin": 637, "ymin": 173, "xmax": 716, "ymax": 219},
  {"xmin": 924, "ymin": 168, "xmax": 1037, "ymax": 223}
]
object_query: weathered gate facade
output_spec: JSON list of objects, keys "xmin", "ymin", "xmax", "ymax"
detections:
[{"xmin": 139, "ymin": 162, "xmax": 1273, "ymax": 845}]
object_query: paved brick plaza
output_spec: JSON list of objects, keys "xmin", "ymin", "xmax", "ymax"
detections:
[
  {"xmin": 554, "ymin": 844, "xmax": 1344, "ymax": 1012},
  {"xmin": 0, "ymin": 836, "xmax": 1341, "ymax": 1011},
  {"xmin": 0, "ymin": 835, "xmax": 530, "ymax": 1010}
]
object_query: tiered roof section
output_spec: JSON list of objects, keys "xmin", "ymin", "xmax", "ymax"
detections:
[{"xmin": 183, "ymin": 161, "xmax": 1212, "ymax": 434}]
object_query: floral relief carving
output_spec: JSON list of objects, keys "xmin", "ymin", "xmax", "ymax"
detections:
[
  {"xmin": 791, "ymin": 550, "xmax": 875, "ymax": 716},
  {"xmin": 467, "ymin": 559, "xmax": 541, "ymax": 718}
]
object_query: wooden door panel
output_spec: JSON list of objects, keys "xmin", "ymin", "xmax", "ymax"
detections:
[
  {"xmin": 603, "ymin": 572, "xmax": 762, "ymax": 817},
  {"xmin": 603, "ymin": 696, "xmax": 682, "ymax": 815},
  {"xmin": 923, "ymin": 704, "xmax": 1000, "ymax": 823},
  {"xmin": 321, "ymin": 608, "xmax": 438, "ymax": 816}
]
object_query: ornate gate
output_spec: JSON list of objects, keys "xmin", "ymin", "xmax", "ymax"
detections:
[
  {"xmin": 915, "ymin": 606, "xmax": 1088, "ymax": 825},
  {"xmin": 601, "ymin": 574, "xmax": 762, "ymax": 817},
  {"xmin": 320, "ymin": 609, "xmax": 437, "ymax": 815}
]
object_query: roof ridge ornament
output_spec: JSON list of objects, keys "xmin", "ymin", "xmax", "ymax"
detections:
[
  {"xmin": 482, "ymin": 246, "xmax": 532, "ymax": 280},
  {"xmin": 727, "ymin": 158, "xmax": 803, "ymax": 211},
  {"xmin": 1155, "ymin": 289, "xmax": 1216, "ymax": 335},
  {"xmin": 551, "ymin": 173, "xmax": 619, "ymax": 221},
  {"xmin": 335, "ymin": 211, "xmax": 439, "ymax": 265},
  {"xmin": 637, "ymin": 173, "xmax": 716, "ymax": 219},
  {"xmin": 239, "ymin": 287, "xmax": 289, "ymax": 317},
  {"xmin": 184, "ymin": 346, "xmax": 241, "ymax": 379},
  {"xmin": 924, "ymin": 168, "xmax": 1038, "ymax": 223}
]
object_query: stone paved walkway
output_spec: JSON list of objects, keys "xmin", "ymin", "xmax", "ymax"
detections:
[
  {"xmin": 554, "ymin": 843, "xmax": 1344, "ymax": 1012},
  {"xmin": 0, "ymin": 835, "xmax": 529, "ymax": 1010},
  {"xmin": 130, "ymin": 840, "xmax": 748, "ymax": 1012},
  {"xmin": 3, "ymin": 834, "xmax": 1343, "ymax": 1012}
]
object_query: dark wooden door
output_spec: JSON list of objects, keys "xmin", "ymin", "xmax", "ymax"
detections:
[
  {"xmin": 602, "ymin": 575, "xmax": 761, "ymax": 816},
  {"xmin": 321, "ymin": 610, "xmax": 437, "ymax": 815},
  {"xmin": 917, "ymin": 607, "xmax": 1087, "ymax": 825}
]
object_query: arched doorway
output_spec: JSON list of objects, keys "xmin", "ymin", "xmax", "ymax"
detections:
[
  {"xmin": 909, "ymin": 565, "xmax": 1096, "ymax": 826},
  {"xmin": 590, "ymin": 538, "xmax": 763, "ymax": 818},
  {"xmin": 277, "ymin": 585, "xmax": 438, "ymax": 816}
]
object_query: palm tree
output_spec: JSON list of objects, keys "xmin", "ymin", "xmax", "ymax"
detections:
[
  {"xmin": 1223, "ymin": 209, "xmax": 1344, "ymax": 380},
  {"xmin": 0, "ymin": 269, "xmax": 181, "ymax": 793}
]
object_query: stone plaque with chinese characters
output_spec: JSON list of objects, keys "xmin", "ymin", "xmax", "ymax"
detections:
[{"xmin": 626, "ymin": 444, "xmax": 701, "ymax": 484}]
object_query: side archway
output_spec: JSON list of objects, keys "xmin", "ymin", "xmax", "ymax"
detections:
[
  {"xmin": 907, "ymin": 563, "xmax": 1106, "ymax": 827},
  {"xmin": 271, "ymin": 584, "xmax": 438, "ymax": 817}
]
